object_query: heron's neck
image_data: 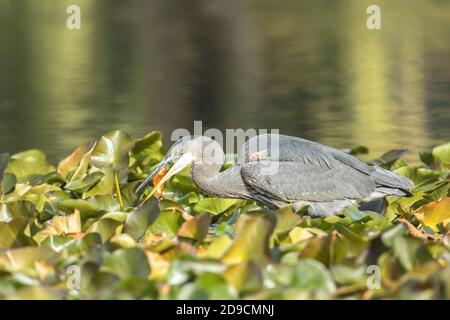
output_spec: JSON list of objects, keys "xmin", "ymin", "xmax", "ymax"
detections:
[
  {"xmin": 190, "ymin": 161, "xmax": 226, "ymax": 197},
  {"xmin": 191, "ymin": 161, "xmax": 255, "ymax": 200}
]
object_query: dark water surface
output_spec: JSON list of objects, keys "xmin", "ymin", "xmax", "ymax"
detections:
[{"xmin": 0, "ymin": 0, "xmax": 449, "ymax": 162}]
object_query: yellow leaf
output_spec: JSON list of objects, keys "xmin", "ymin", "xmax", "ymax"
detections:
[
  {"xmin": 34, "ymin": 260, "xmax": 55, "ymax": 281},
  {"xmin": 222, "ymin": 211, "xmax": 276, "ymax": 265},
  {"xmin": 201, "ymin": 235, "xmax": 233, "ymax": 259},
  {"xmin": 415, "ymin": 197, "xmax": 450, "ymax": 232},
  {"xmin": 110, "ymin": 234, "xmax": 137, "ymax": 248},
  {"xmin": 42, "ymin": 210, "xmax": 82, "ymax": 238},
  {"xmin": 289, "ymin": 227, "xmax": 314, "ymax": 243},
  {"xmin": 289, "ymin": 227, "xmax": 328, "ymax": 243},
  {"xmin": 145, "ymin": 251, "xmax": 170, "ymax": 280},
  {"xmin": 223, "ymin": 261, "xmax": 262, "ymax": 292}
]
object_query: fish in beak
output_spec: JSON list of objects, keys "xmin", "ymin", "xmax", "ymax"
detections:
[
  {"xmin": 152, "ymin": 166, "xmax": 168, "ymax": 199},
  {"xmin": 135, "ymin": 153, "xmax": 195, "ymax": 204}
]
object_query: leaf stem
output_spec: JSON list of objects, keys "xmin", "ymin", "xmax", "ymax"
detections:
[{"xmin": 114, "ymin": 171, "xmax": 124, "ymax": 211}]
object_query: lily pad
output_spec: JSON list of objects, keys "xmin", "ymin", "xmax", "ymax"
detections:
[
  {"xmin": 223, "ymin": 261, "xmax": 263, "ymax": 293},
  {"xmin": 177, "ymin": 213, "xmax": 212, "ymax": 242},
  {"xmin": 102, "ymin": 248, "xmax": 150, "ymax": 279},
  {"xmin": 5, "ymin": 149, "xmax": 55, "ymax": 183},
  {"xmin": 0, "ymin": 216, "xmax": 29, "ymax": 248},
  {"xmin": 222, "ymin": 211, "xmax": 276, "ymax": 265},
  {"xmin": 415, "ymin": 197, "xmax": 450, "ymax": 232},
  {"xmin": 58, "ymin": 140, "xmax": 96, "ymax": 181},
  {"xmin": 124, "ymin": 197, "xmax": 160, "ymax": 240},
  {"xmin": 432, "ymin": 142, "xmax": 450, "ymax": 169},
  {"xmin": 64, "ymin": 171, "xmax": 104, "ymax": 194},
  {"xmin": 1, "ymin": 172, "xmax": 17, "ymax": 195},
  {"xmin": 292, "ymin": 259, "xmax": 336, "ymax": 293},
  {"xmin": 194, "ymin": 198, "xmax": 238, "ymax": 215},
  {"xmin": 91, "ymin": 130, "xmax": 134, "ymax": 183},
  {"xmin": 0, "ymin": 247, "xmax": 58, "ymax": 275}
]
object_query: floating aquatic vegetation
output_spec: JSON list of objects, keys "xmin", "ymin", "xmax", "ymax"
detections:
[{"xmin": 0, "ymin": 130, "xmax": 448, "ymax": 299}]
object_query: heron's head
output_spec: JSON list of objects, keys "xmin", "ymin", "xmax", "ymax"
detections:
[{"xmin": 135, "ymin": 136, "xmax": 224, "ymax": 200}]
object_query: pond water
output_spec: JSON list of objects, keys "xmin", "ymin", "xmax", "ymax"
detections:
[{"xmin": 0, "ymin": 0, "xmax": 449, "ymax": 162}]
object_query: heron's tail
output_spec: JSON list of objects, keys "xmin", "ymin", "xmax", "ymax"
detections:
[{"xmin": 370, "ymin": 165, "xmax": 414, "ymax": 197}]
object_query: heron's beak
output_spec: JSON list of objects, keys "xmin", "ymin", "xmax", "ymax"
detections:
[
  {"xmin": 140, "ymin": 153, "xmax": 195, "ymax": 204},
  {"xmin": 135, "ymin": 154, "xmax": 174, "ymax": 199}
]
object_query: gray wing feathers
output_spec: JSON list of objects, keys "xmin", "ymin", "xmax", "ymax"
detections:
[
  {"xmin": 241, "ymin": 161, "xmax": 375, "ymax": 202},
  {"xmin": 238, "ymin": 134, "xmax": 412, "ymax": 204},
  {"xmin": 237, "ymin": 134, "xmax": 335, "ymax": 168},
  {"xmin": 321, "ymin": 145, "xmax": 372, "ymax": 175},
  {"xmin": 238, "ymin": 134, "xmax": 370, "ymax": 173},
  {"xmin": 370, "ymin": 165, "xmax": 413, "ymax": 190}
]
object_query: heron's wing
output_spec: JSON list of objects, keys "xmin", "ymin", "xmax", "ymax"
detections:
[
  {"xmin": 237, "ymin": 134, "xmax": 372, "ymax": 174},
  {"xmin": 241, "ymin": 161, "xmax": 375, "ymax": 202}
]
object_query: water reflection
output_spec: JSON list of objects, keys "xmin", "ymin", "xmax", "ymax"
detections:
[{"xmin": 0, "ymin": 0, "xmax": 448, "ymax": 162}]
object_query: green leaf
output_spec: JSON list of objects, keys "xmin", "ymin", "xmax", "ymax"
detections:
[
  {"xmin": 100, "ymin": 211, "xmax": 128, "ymax": 223},
  {"xmin": 392, "ymin": 236, "xmax": 421, "ymax": 271},
  {"xmin": 1, "ymin": 172, "xmax": 17, "ymax": 195},
  {"xmin": 394, "ymin": 166, "xmax": 440, "ymax": 188},
  {"xmin": 5, "ymin": 183, "xmax": 62, "ymax": 212},
  {"xmin": 432, "ymin": 142, "xmax": 450, "ymax": 169},
  {"xmin": 419, "ymin": 151, "xmax": 435, "ymax": 167},
  {"xmin": 169, "ymin": 175, "xmax": 199, "ymax": 194},
  {"xmin": 273, "ymin": 206, "xmax": 303, "ymax": 236},
  {"xmin": 194, "ymin": 198, "xmax": 238, "ymax": 215},
  {"xmin": 175, "ymin": 272, "xmax": 237, "ymax": 300},
  {"xmin": 64, "ymin": 171, "xmax": 104, "ymax": 193},
  {"xmin": 8, "ymin": 286, "xmax": 65, "ymax": 300},
  {"xmin": 331, "ymin": 264, "xmax": 367, "ymax": 285},
  {"xmin": 58, "ymin": 199, "xmax": 100, "ymax": 221},
  {"xmin": 87, "ymin": 218, "xmax": 121, "ymax": 243},
  {"xmin": 0, "ymin": 217, "xmax": 29, "ymax": 248},
  {"xmin": 102, "ymin": 248, "xmax": 150, "ymax": 279},
  {"xmin": 119, "ymin": 181, "xmax": 140, "ymax": 209},
  {"xmin": 0, "ymin": 247, "xmax": 58, "ymax": 275},
  {"xmin": 40, "ymin": 235, "xmax": 78, "ymax": 252},
  {"xmin": 223, "ymin": 261, "xmax": 263, "ymax": 293},
  {"xmin": 84, "ymin": 167, "xmax": 115, "ymax": 197},
  {"xmin": 177, "ymin": 213, "xmax": 211, "ymax": 242},
  {"xmin": 91, "ymin": 130, "xmax": 134, "ymax": 183},
  {"xmin": 381, "ymin": 224, "xmax": 406, "ymax": 247},
  {"xmin": 332, "ymin": 223, "xmax": 368, "ymax": 262},
  {"xmin": 148, "ymin": 210, "xmax": 184, "ymax": 237},
  {"xmin": 130, "ymin": 131, "xmax": 165, "ymax": 175},
  {"xmin": 124, "ymin": 197, "xmax": 160, "ymax": 240},
  {"xmin": 132, "ymin": 131, "xmax": 164, "ymax": 156},
  {"xmin": 166, "ymin": 256, "xmax": 225, "ymax": 286},
  {"xmin": 292, "ymin": 259, "xmax": 336, "ymax": 293},
  {"xmin": 344, "ymin": 205, "xmax": 369, "ymax": 222},
  {"xmin": 87, "ymin": 195, "xmax": 120, "ymax": 213},
  {"xmin": 214, "ymin": 222, "xmax": 234, "ymax": 237},
  {"xmin": 0, "ymin": 201, "xmax": 39, "ymax": 221},
  {"xmin": 195, "ymin": 273, "xmax": 237, "ymax": 299},
  {"xmin": 203, "ymin": 235, "xmax": 233, "ymax": 259},
  {"xmin": 58, "ymin": 140, "xmax": 96, "ymax": 181},
  {"xmin": 5, "ymin": 150, "xmax": 55, "ymax": 183},
  {"xmin": 222, "ymin": 211, "xmax": 276, "ymax": 265}
]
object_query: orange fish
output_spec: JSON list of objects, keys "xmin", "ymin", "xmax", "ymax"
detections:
[{"xmin": 152, "ymin": 166, "xmax": 168, "ymax": 198}]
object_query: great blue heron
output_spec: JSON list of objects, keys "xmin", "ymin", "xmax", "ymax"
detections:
[{"xmin": 135, "ymin": 134, "xmax": 413, "ymax": 216}]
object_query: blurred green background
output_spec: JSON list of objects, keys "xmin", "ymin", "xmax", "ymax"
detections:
[{"xmin": 0, "ymin": 0, "xmax": 449, "ymax": 161}]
